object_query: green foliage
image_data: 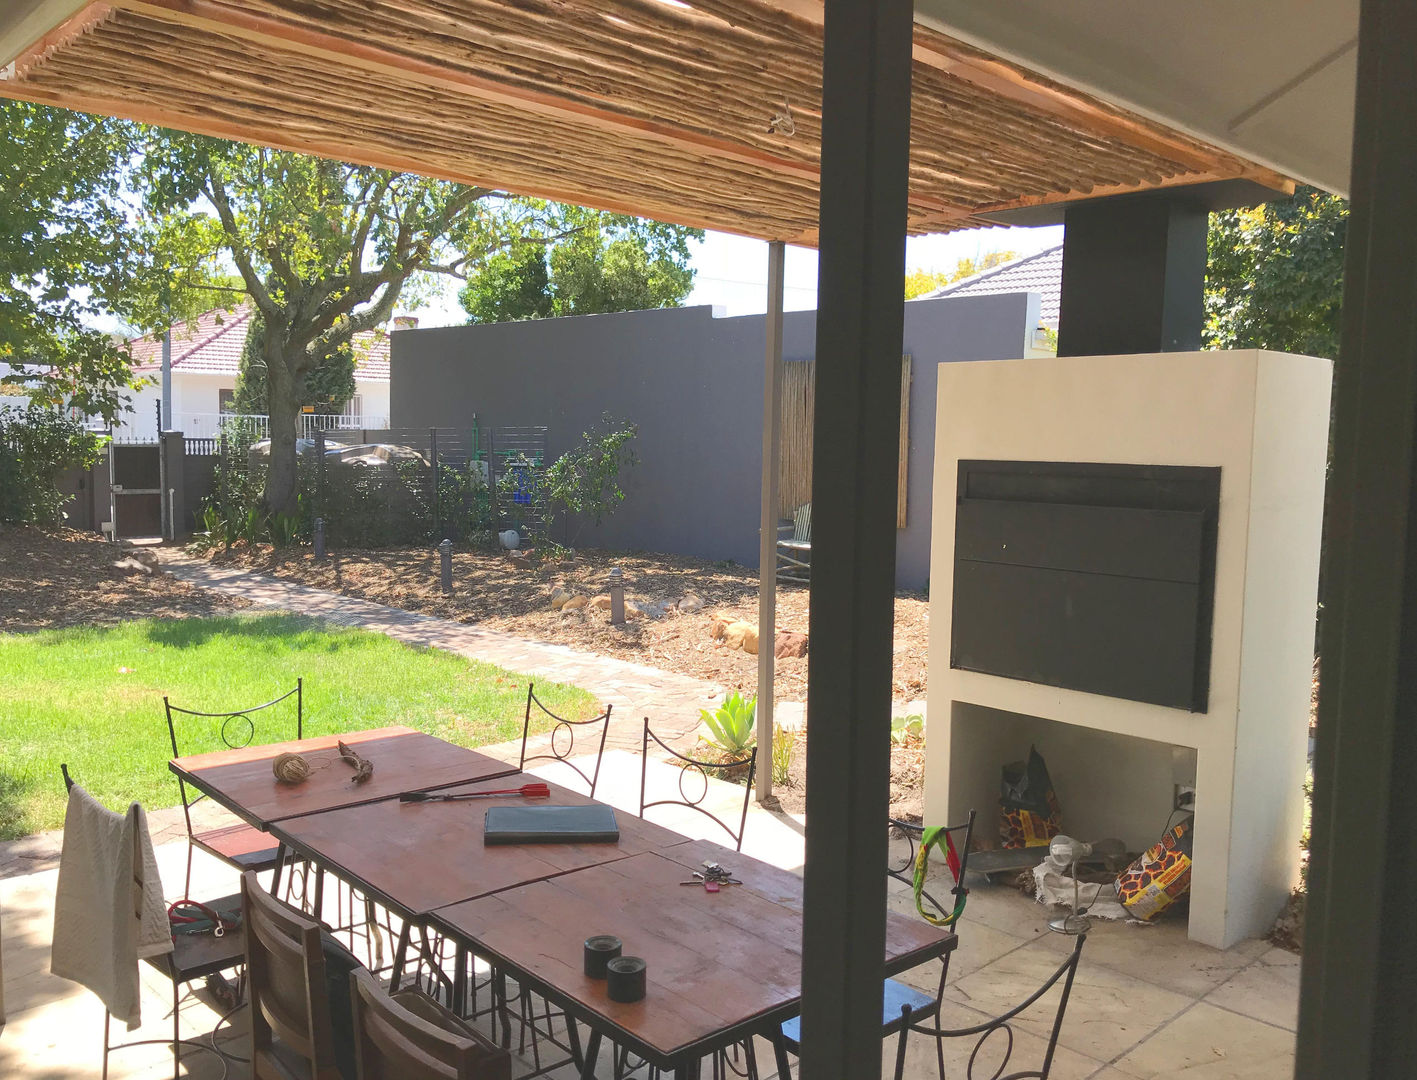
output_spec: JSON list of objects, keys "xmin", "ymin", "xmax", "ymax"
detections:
[
  {"xmin": 903, "ymin": 251, "xmax": 1017, "ymax": 300},
  {"xmin": 540, "ymin": 414, "xmax": 639, "ymax": 546},
  {"xmin": 698, "ymin": 691, "xmax": 757, "ymax": 758},
  {"xmin": 459, "ymin": 215, "xmax": 700, "ymax": 323},
  {"xmin": 0, "ymin": 104, "xmax": 145, "ymax": 421},
  {"xmin": 0, "ymin": 613, "xmax": 596, "ymax": 838},
  {"xmin": 0, "ymin": 406, "xmax": 107, "ymax": 524},
  {"xmin": 890, "ymin": 714, "xmax": 924, "ymax": 747},
  {"xmin": 1206, "ymin": 186, "xmax": 1348, "ymax": 359},
  {"xmin": 771, "ymin": 722, "xmax": 795, "ymax": 787},
  {"xmin": 234, "ymin": 309, "xmax": 357, "ymax": 416}
]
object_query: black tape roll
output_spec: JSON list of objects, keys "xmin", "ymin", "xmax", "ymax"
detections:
[
  {"xmin": 584, "ymin": 935, "xmax": 622, "ymax": 978},
  {"xmin": 606, "ymin": 955, "xmax": 647, "ymax": 1002}
]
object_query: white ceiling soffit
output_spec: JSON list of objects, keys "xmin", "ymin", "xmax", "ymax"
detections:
[
  {"xmin": 913, "ymin": 0, "xmax": 1358, "ymax": 197},
  {"xmin": 0, "ymin": 0, "xmax": 90, "ymax": 71}
]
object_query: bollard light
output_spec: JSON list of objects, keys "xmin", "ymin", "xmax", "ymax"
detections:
[
  {"xmin": 440, "ymin": 538, "xmax": 453, "ymax": 595},
  {"xmin": 608, "ymin": 565, "xmax": 625, "ymax": 625},
  {"xmin": 313, "ymin": 517, "xmax": 326, "ymax": 559}
]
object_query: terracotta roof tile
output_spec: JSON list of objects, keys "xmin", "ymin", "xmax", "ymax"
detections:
[{"xmin": 128, "ymin": 304, "xmax": 391, "ymax": 381}]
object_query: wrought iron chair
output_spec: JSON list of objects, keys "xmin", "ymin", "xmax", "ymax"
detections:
[
  {"xmin": 350, "ymin": 967, "xmax": 512, "ymax": 1080},
  {"xmin": 771, "ymin": 812, "xmax": 977, "ymax": 1080},
  {"xmin": 890, "ymin": 934, "xmax": 1088, "ymax": 1080},
  {"xmin": 775, "ymin": 503, "xmax": 812, "ymax": 583},
  {"xmin": 640, "ymin": 718, "xmax": 758, "ymax": 851},
  {"xmin": 164, "ymin": 680, "xmax": 302, "ymax": 898},
  {"xmin": 59, "ymin": 764, "xmax": 244, "ymax": 1080},
  {"xmin": 518, "ymin": 682, "xmax": 612, "ymax": 796}
]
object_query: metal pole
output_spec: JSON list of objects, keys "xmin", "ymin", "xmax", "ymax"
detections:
[
  {"xmin": 799, "ymin": 0, "xmax": 913, "ymax": 1076},
  {"xmin": 1299, "ymin": 0, "xmax": 1417, "ymax": 1072},
  {"xmin": 609, "ymin": 566, "xmax": 625, "ymax": 625},
  {"xmin": 756, "ymin": 240, "xmax": 786, "ymax": 802},
  {"xmin": 430, "ymin": 427, "xmax": 440, "ymax": 538},
  {"xmin": 160, "ymin": 328, "xmax": 172, "ymax": 431},
  {"xmin": 440, "ymin": 538, "xmax": 453, "ymax": 595},
  {"xmin": 313, "ymin": 517, "xmax": 326, "ymax": 559}
]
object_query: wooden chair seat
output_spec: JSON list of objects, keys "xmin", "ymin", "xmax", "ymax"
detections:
[{"xmin": 193, "ymin": 821, "xmax": 282, "ymax": 870}]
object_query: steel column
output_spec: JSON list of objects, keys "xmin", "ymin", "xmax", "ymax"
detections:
[
  {"xmin": 798, "ymin": 0, "xmax": 913, "ymax": 1075},
  {"xmin": 1298, "ymin": 0, "xmax": 1417, "ymax": 1073},
  {"xmin": 756, "ymin": 239, "xmax": 786, "ymax": 802}
]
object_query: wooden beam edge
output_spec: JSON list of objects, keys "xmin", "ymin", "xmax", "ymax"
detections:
[{"xmin": 6, "ymin": 1, "xmax": 113, "ymax": 80}]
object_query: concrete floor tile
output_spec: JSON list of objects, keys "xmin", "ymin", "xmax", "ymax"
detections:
[
  {"xmin": 1203, "ymin": 956, "xmax": 1300, "ymax": 1033},
  {"xmin": 945, "ymin": 937, "xmax": 1192, "ymax": 1063},
  {"xmin": 1114, "ymin": 1001, "xmax": 1295, "ymax": 1078},
  {"xmin": 891, "ymin": 999, "xmax": 1109, "ymax": 1080},
  {"xmin": 1033, "ymin": 914, "xmax": 1270, "ymax": 999}
]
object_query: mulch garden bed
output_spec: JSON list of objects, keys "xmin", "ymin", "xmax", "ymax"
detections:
[
  {"xmin": 0, "ymin": 526, "xmax": 248, "ymax": 632},
  {"xmin": 206, "ymin": 544, "xmax": 931, "ymax": 704}
]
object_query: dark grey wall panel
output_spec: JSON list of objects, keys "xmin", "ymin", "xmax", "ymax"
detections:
[{"xmin": 390, "ymin": 294, "xmax": 1032, "ymax": 589}]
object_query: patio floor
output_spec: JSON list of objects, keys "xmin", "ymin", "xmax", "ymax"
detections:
[{"xmin": 0, "ymin": 751, "xmax": 1297, "ymax": 1078}]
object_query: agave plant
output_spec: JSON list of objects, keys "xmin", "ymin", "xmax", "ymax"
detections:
[{"xmin": 698, "ymin": 691, "xmax": 757, "ymax": 759}]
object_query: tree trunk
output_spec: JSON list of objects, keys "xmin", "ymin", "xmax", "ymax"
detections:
[{"xmin": 263, "ymin": 337, "xmax": 302, "ymax": 516}]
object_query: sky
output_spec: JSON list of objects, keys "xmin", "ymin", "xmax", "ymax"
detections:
[{"xmin": 407, "ymin": 222, "xmax": 1064, "ymax": 326}]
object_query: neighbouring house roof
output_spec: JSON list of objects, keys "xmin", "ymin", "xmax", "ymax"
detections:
[
  {"xmin": 915, "ymin": 244, "xmax": 1063, "ymax": 328},
  {"xmin": 127, "ymin": 305, "xmax": 391, "ymax": 382}
]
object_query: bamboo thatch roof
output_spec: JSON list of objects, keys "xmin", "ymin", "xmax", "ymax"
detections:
[{"xmin": 0, "ymin": 0, "xmax": 1291, "ymax": 243}]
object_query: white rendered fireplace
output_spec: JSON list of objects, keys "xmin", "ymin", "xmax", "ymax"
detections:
[{"xmin": 924, "ymin": 350, "xmax": 1331, "ymax": 948}]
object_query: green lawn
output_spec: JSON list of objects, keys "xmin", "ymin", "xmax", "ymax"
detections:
[{"xmin": 0, "ymin": 613, "xmax": 596, "ymax": 840}]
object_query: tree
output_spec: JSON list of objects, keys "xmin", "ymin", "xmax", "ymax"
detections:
[
  {"xmin": 0, "ymin": 104, "xmax": 158, "ymax": 421},
  {"xmin": 459, "ymin": 216, "xmax": 698, "ymax": 323},
  {"xmin": 233, "ymin": 310, "xmax": 357, "ymax": 417},
  {"xmin": 1205, "ymin": 186, "xmax": 1347, "ymax": 359},
  {"xmin": 137, "ymin": 133, "xmax": 687, "ymax": 513},
  {"xmin": 904, "ymin": 250, "xmax": 1017, "ymax": 300}
]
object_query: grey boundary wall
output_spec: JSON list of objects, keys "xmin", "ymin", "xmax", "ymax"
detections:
[{"xmin": 390, "ymin": 294, "xmax": 1035, "ymax": 590}]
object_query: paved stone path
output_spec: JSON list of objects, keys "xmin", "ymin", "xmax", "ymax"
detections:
[{"xmin": 155, "ymin": 550, "xmax": 723, "ymax": 756}]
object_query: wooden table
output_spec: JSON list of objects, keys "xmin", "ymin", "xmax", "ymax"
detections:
[
  {"xmin": 269, "ymin": 773, "xmax": 690, "ymax": 918},
  {"xmin": 169, "ymin": 726, "xmax": 519, "ymax": 830},
  {"xmin": 431, "ymin": 838, "xmax": 956, "ymax": 1078}
]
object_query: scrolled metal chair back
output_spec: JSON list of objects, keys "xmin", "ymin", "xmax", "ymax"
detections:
[
  {"xmin": 163, "ymin": 679, "xmax": 303, "ymax": 818},
  {"xmin": 887, "ymin": 810, "xmax": 975, "ymax": 926},
  {"xmin": 640, "ymin": 718, "xmax": 758, "ymax": 851},
  {"xmin": 518, "ymin": 683, "xmax": 612, "ymax": 796},
  {"xmin": 891, "ymin": 933, "xmax": 1087, "ymax": 1080}
]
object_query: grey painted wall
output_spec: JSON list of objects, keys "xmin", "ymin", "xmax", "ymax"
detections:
[{"xmin": 390, "ymin": 294, "xmax": 1034, "ymax": 589}]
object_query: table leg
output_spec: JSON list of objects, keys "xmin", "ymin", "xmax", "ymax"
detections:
[
  {"xmin": 566, "ymin": 1014, "xmax": 585, "ymax": 1071},
  {"xmin": 673, "ymin": 1055, "xmax": 701, "ymax": 1080},
  {"xmin": 495, "ymin": 970, "xmax": 512, "ymax": 1048},
  {"xmin": 579, "ymin": 1029, "xmax": 602, "ymax": 1080},
  {"xmin": 269, "ymin": 843, "xmax": 286, "ymax": 896},
  {"xmin": 390, "ymin": 920, "xmax": 412, "ymax": 992},
  {"xmin": 452, "ymin": 943, "xmax": 468, "ymax": 1016}
]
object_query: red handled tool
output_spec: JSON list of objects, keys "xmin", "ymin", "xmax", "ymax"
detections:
[{"xmin": 400, "ymin": 783, "xmax": 552, "ymax": 802}]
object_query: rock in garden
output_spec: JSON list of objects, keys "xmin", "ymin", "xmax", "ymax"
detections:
[
  {"xmin": 774, "ymin": 631, "xmax": 808, "ymax": 658},
  {"xmin": 678, "ymin": 593, "xmax": 706, "ymax": 614},
  {"xmin": 550, "ymin": 588, "xmax": 572, "ymax": 610},
  {"xmin": 722, "ymin": 621, "xmax": 759, "ymax": 654},
  {"xmin": 562, "ymin": 595, "xmax": 588, "ymax": 612},
  {"xmin": 508, "ymin": 549, "xmax": 534, "ymax": 567},
  {"xmin": 710, "ymin": 614, "xmax": 735, "ymax": 640},
  {"xmin": 629, "ymin": 600, "xmax": 667, "ymax": 620},
  {"xmin": 589, "ymin": 594, "xmax": 612, "ymax": 611},
  {"xmin": 112, "ymin": 556, "xmax": 153, "ymax": 575}
]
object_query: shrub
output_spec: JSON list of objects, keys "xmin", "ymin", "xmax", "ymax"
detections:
[
  {"xmin": 541, "ymin": 414, "xmax": 638, "ymax": 546},
  {"xmin": 0, "ymin": 406, "xmax": 106, "ymax": 524},
  {"xmin": 699, "ymin": 691, "xmax": 757, "ymax": 759}
]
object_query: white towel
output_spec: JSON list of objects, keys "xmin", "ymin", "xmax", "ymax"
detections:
[{"xmin": 51, "ymin": 786, "xmax": 173, "ymax": 1029}]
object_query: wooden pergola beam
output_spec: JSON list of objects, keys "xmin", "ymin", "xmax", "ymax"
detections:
[{"xmin": 101, "ymin": 0, "xmax": 823, "ymax": 184}]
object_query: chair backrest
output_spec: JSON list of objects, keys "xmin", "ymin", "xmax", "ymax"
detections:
[
  {"xmin": 794, "ymin": 503, "xmax": 812, "ymax": 542},
  {"xmin": 242, "ymin": 870, "xmax": 340, "ymax": 1080},
  {"xmin": 349, "ymin": 968, "xmax": 511, "ymax": 1080},
  {"xmin": 165, "ymin": 680, "xmax": 303, "ymax": 824},
  {"xmin": 518, "ymin": 683, "xmax": 612, "ymax": 796},
  {"xmin": 891, "ymin": 933, "xmax": 1087, "ymax": 1080},
  {"xmin": 640, "ymin": 718, "xmax": 757, "ymax": 851},
  {"xmin": 886, "ymin": 811, "xmax": 976, "ymax": 926}
]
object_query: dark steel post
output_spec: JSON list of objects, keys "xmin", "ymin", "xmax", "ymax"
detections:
[
  {"xmin": 440, "ymin": 538, "xmax": 453, "ymax": 595},
  {"xmin": 608, "ymin": 566, "xmax": 625, "ymax": 625},
  {"xmin": 800, "ymin": 0, "xmax": 913, "ymax": 1077},
  {"xmin": 430, "ymin": 426, "xmax": 440, "ymax": 538},
  {"xmin": 313, "ymin": 517, "xmax": 325, "ymax": 560},
  {"xmin": 1298, "ymin": 0, "xmax": 1417, "ymax": 1073}
]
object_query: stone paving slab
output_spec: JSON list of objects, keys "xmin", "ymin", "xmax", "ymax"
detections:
[{"xmin": 155, "ymin": 551, "xmax": 724, "ymax": 758}]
